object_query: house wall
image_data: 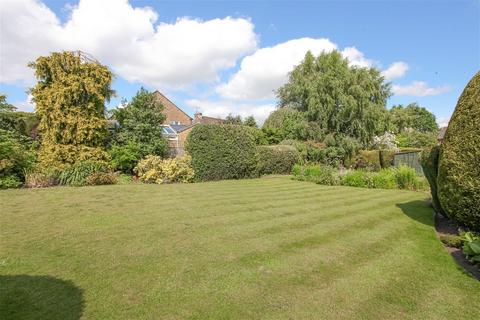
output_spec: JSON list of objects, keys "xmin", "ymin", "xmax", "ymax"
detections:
[{"xmin": 154, "ymin": 91, "xmax": 192, "ymax": 125}]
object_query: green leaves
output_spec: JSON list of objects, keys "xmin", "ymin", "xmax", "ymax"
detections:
[
  {"xmin": 461, "ymin": 232, "xmax": 480, "ymax": 264},
  {"xmin": 276, "ymin": 50, "xmax": 391, "ymax": 146}
]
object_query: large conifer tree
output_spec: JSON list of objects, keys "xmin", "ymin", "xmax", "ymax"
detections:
[{"xmin": 29, "ymin": 51, "xmax": 114, "ymax": 168}]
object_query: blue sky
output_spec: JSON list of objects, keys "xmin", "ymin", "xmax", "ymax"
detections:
[{"xmin": 1, "ymin": 0, "xmax": 479, "ymax": 125}]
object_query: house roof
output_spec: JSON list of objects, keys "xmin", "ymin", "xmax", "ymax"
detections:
[
  {"xmin": 170, "ymin": 123, "xmax": 196, "ymax": 133},
  {"xmin": 153, "ymin": 90, "xmax": 193, "ymax": 121}
]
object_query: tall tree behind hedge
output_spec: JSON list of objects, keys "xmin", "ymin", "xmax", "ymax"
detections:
[
  {"xmin": 390, "ymin": 103, "xmax": 438, "ymax": 133},
  {"xmin": 111, "ymin": 88, "xmax": 168, "ymax": 158},
  {"xmin": 277, "ymin": 51, "xmax": 391, "ymax": 145},
  {"xmin": 29, "ymin": 51, "xmax": 114, "ymax": 168},
  {"xmin": 437, "ymin": 71, "xmax": 480, "ymax": 231}
]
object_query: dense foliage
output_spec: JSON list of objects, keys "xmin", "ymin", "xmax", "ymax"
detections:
[
  {"xmin": 256, "ymin": 145, "xmax": 299, "ymax": 175},
  {"xmin": 0, "ymin": 129, "xmax": 36, "ymax": 189},
  {"xmin": 277, "ymin": 50, "xmax": 391, "ymax": 145},
  {"xmin": 134, "ymin": 155, "xmax": 194, "ymax": 184},
  {"xmin": 58, "ymin": 161, "xmax": 113, "ymax": 187},
  {"xmin": 389, "ymin": 103, "xmax": 438, "ymax": 133},
  {"xmin": 292, "ymin": 164, "xmax": 427, "ymax": 191},
  {"xmin": 438, "ymin": 71, "xmax": 480, "ymax": 231},
  {"xmin": 420, "ymin": 146, "xmax": 444, "ymax": 214},
  {"xmin": 29, "ymin": 51, "xmax": 114, "ymax": 168},
  {"xmin": 108, "ymin": 141, "xmax": 142, "ymax": 173},
  {"xmin": 185, "ymin": 124, "xmax": 258, "ymax": 181},
  {"xmin": 111, "ymin": 88, "xmax": 168, "ymax": 162},
  {"xmin": 262, "ymin": 107, "xmax": 308, "ymax": 143}
]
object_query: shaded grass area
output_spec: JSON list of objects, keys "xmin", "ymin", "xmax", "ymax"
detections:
[{"xmin": 1, "ymin": 176, "xmax": 479, "ymax": 319}]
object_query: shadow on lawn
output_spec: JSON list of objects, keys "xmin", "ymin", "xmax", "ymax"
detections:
[
  {"xmin": 396, "ymin": 200, "xmax": 433, "ymax": 226},
  {"xmin": 0, "ymin": 275, "xmax": 84, "ymax": 320}
]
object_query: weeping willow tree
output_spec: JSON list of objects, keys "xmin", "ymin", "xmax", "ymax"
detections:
[
  {"xmin": 29, "ymin": 51, "xmax": 114, "ymax": 168},
  {"xmin": 277, "ymin": 51, "xmax": 391, "ymax": 146}
]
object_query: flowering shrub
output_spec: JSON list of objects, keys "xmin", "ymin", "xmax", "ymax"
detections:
[
  {"xmin": 134, "ymin": 155, "xmax": 194, "ymax": 184},
  {"xmin": 372, "ymin": 132, "xmax": 399, "ymax": 150}
]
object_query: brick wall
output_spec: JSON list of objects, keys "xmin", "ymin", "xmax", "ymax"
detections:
[{"xmin": 154, "ymin": 91, "xmax": 192, "ymax": 125}]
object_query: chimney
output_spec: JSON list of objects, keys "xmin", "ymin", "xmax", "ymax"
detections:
[{"xmin": 194, "ymin": 112, "xmax": 203, "ymax": 124}]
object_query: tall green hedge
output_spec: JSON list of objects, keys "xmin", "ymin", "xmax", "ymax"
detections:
[
  {"xmin": 185, "ymin": 124, "xmax": 258, "ymax": 181},
  {"xmin": 420, "ymin": 146, "xmax": 444, "ymax": 214},
  {"xmin": 437, "ymin": 71, "xmax": 480, "ymax": 231},
  {"xmin": 256, "ymin": 145, "xmax": 299, "ymax": 175}
]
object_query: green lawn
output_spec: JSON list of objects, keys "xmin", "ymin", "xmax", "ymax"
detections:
[{"xmin": 1, "ymin": 176, "xmax": 479, "ymax": 319}]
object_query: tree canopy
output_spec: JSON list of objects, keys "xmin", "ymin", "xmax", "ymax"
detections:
[
  {"xmin": 389, "ymin": 103, "xmax": 438, "ymax": 133},
  {"xmin": 29, "ymin": 51, "xmax": 114, "ymax": 168},
  {"xmin": 276, "ymin": 50, "xmax": 391, "ymax": 145},
  {"xmin": 111, "ymin": 88, "xmax": 168, "ymax": 158}
]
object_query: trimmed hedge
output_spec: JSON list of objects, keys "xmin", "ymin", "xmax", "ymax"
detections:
[
  {"xmin": 438, "ymin": 71, "xmax": 480, "ymax": 231},
  {"xmin": 185, "ymin": 124, "xmax": 258, "ymax": 181},
  {"xmin": 420, "ymin": 146, "xmax": 444, "ymax": 214},
  {"xmin": 256, "ymin": 145, "xmax": 299, "ymax": 175}
]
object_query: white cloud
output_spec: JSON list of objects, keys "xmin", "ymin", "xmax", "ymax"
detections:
[
  {"xmin": 186, "ymin": 99, "xmax": 275, "ymax": 124},
  {"xmin": 381, "ymin": 61, "xmax": 409, "ymax": 80},
  {"xmin": 0, "ymin": 0, "xmax": 257, "ymax": 88},
  {"xmin": 436, "ymin": 117, "xmax": 450, "ymax": 128},
  {"xmin": 392, "ymin": 81, "xmax": 451, "ymax": 96},
  {"xmin": 340, "ymin": 47, "xmax": 374, "ymax": 68},
  {"xmin": 13, "ymin": 94, "xmax": 35, "ymax": 112},
  {"xmin": 216, "ymin": 39, "xmax": 378, "ymax": 101},
  {"xmin": 216, "ymin": 38, "xmax": 338, "ymax": 100}
]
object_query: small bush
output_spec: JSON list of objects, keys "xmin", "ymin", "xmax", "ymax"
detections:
[
  {"xmin": 292, "ymin": 164, "xmax": 339, "ymax": 185},
  {"xmin": 341, "ymin": 170, "xmax": 369, "ymax": 188},
  {"xmin": 58, "ymin": 161, "xmax": 110, "ymax": 187},
  {"xmin": 0, "ymin": 175, "xmax": 22, "ymax": 189},
  {"xmin": 370, "ymin": 169, "xmax": 397, "ymax": 189},
  {"xmin": 461, "ymin": 232, "xmax": 480, "ymax": 265},
  {"xmin": 0, "ymin": 129, "xmax": 36, "ymax": 187},
  {"xmin": 394, "ymin": 165, "xmax": 419, "ymax": 190},
  {"xmin": 85, "ymin": 172, "xmax": 118, "ymax": 186},
  {"xmin": 256, "ymin": 145, "xmax": 299, "ymax": 175},
  {"xmin": 439, "ymin": 234, "xmax": 463, "ymax": 248},
  {"xmin": 186, "ymin": 124, "xmax": 258, "ymax": 181},
  {"xmin": 134, "ymin": 155, "xmax": 194, "ymax": 184},
  {"xmin": 354, "ymin": 150, "xmax": 381, "ymax": 171},
  {"xmin": 24, "ymin": 169, "xmax": 58, "ymax": 188},
  {"xmin": 108, "ymin": 142, "xmax": 142, "ymax": 173}
]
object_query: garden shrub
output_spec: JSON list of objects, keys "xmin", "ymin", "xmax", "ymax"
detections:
[
  {"xmin": 394, "ymin": 165, "xmax": 419, "ymax": 190},
  {"xmin": 439, "ymin": 234, "xmax": 463, "ymax": 248},
  {"xmin": 0, "ymin": 176, "xmax": 22, "ymax": 189},
  {"xmin": 461, "ymin": 232, "xmax": 480, "ymax": 265},
  {"xmin": 24, "ymin": 169, "xmax": 58, "ymax": 188},
  {"xmin": 341, "ymin": 170, "xmax": 370, "ymax": 188},
  {"xmin": 379, "ymin": 149, "xmax": 396, "ymax": 168},
  {"xmin": 256, "ymin": 145, "xmax": 299, "ymax": 175},
  {"xmin": 58, "ymin": 161, "xmax": 111, "ymax": 187},
  {"xmin": 134, "ymin": 155, "xmax": 194, "ymax": 184},
  {"xmin": 370, "ymin": 168, "xmax": 397, "ymax": 189},
  {"xmin": 0, "ymin": 129, "xmax": 36, "ymax": 188},
  {"xmin": 438, "ymin": 71, "xmax": 480, "ymax": 231},
  {"xmin": 354, "ymin": 150, "xmax": 381, "ymax": 171},
  {"xmin": 420, "ymin": 146, "xmax": 444, "ymax": 214},
  {"xmin": 108, "ymin": 141, "xmax": 142, "ymax": 173},
  {"xmin": 85, "ymin": 172, "xmax": 118, "ymax": 186},
  {"xmin": 291, "ymin": 164, "xmax": 339, "ymax": 185},
  {"xmin": 185, "ymin": 124, "xmax": 258, "ymax": 181}
]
